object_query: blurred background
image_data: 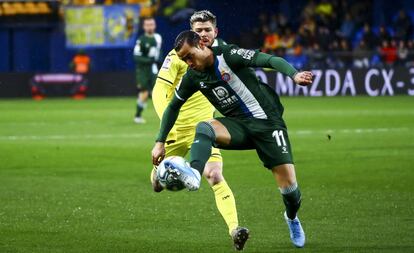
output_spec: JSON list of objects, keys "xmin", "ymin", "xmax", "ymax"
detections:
[{"xmin": 1, "ymin": 0, "xmax": 414, "ymax": 98}]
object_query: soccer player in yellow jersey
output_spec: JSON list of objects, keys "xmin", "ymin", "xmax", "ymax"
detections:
[{"xmin": 151, "ymin": 10, "xmax": 249, "ymax": 251}]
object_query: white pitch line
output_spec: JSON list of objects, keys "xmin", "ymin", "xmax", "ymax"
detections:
[
  {"xmin": 0, "ymin": 127, "xmax": 410, "ymax": 141},
  {"xmin": 0, "ymin": 133, "xmax": 146, "ymax": 141},
  {"xmin": 294, "ymin": 127, "xmax": 410, "ymax": 135}
]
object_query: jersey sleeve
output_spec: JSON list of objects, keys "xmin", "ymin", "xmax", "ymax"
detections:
[
  {"xmin": 223, "ymin": 45, "xmax": 297, "ymax": 78},
  {"xmin": 157, "ymin": 54, "xmax": 180, "ymax": 86},
  {"xmin": 174, "ymin": 73, "xmax": 197, "ymax": 102},
  {"xmin": 152, "ymin": 81, "xmax": 178, "ymax": 142},
  {"xmin": 222, "ymin": 44, "xmax": 261, "ymax": 69}
]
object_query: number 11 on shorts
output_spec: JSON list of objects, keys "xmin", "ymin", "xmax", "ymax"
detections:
[{"xmin": 272, "ymin": 130, "xmax": 286, "ymax": 147}]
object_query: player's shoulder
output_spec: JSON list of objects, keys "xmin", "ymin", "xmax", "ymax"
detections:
[
  {"xmin": 212, "ymin": 38, "xmax": 227, "ymax": 47},
  {"xmin": 154, "ymin": 33, "xmax": 162, "ymax": 43},
  {"xmin": 166, "ymin": 49, "xmax": 178, "ymax": 58},
  {"xmin": 160, "ymin": 49, "xmax": 187, "ymax": 72},
  {"xmin": 166, "ymin": 49, "xmax": 186, "ymax": 66},
  {"xmin": 212, "ymin": 44, "xmax": 238, "ymax": 56}
]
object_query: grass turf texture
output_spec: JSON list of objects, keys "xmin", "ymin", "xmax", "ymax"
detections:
[{"xmin": 0, "ymin": 96, "xmax": 413, "ymax": 253}]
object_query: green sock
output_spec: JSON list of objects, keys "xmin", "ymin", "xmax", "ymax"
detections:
[
  {"xmin": 190, "ymin": 122, "xmax": 215, "ymax": 174},
  {"xmin": 281, "ymin": 186, "xmax": 302, "ymax": 220}
]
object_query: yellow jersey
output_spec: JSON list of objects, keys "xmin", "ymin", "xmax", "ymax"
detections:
[{"xmin": 152, "ymin": 49, "xmax": 215, "ymax": 140}]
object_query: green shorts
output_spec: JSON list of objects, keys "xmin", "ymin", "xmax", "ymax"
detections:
[
  {"xmin": 136, "ymin": 69, "xmax": 155, "ymax": 91},
  {"xmin": 215, "ymin": 117, "xmax": 294, "ymax": 169}
]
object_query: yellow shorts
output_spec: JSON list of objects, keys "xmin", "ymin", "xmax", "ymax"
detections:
[{"xmin": 165, "ymin": 127, "xmax": 222, "ymax": 163}]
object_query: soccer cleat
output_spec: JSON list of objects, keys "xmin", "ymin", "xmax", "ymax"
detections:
[
  {"xmin": 231, "ymin": 227, "xmax": 250, "ymax": 251},
  {"xmin": 150, "ymin": 167, "xmax": 164, "ymax": 192},
  {"xmin": 134, "ymin": 117, "xmax": 146, "ymax": 124},
  {"xmin": 167, "ymin": 166, "xmax": 201, "ymax": 191},
  {"xmin": 284, "ymin": 211, "xmax": 305, "ymax": 248}
]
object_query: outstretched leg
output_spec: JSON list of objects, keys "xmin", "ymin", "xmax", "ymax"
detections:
[{"xmin": 272, "ymin": 164, "xmax": 305, "ymax": 248}]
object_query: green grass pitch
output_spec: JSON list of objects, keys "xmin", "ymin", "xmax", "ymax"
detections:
[{"xmin": 0, "ymin": 96, "xmax": 413, "ymax": 253}]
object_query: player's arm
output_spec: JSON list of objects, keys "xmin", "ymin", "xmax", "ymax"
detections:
[
  {"xmin": 155, "ymin": 94, "xmax": 185, "ymax": 143},
  {"xmin": 152, "ymin": 75, "xmax": 196, "ymax": 165},
  {"xmin": 152, "ymin": 56, "xmax": 180, "ymax": 118},
  {"xmin": 225, "ymin": 45, "xmax": 312, "ymax": 85}
]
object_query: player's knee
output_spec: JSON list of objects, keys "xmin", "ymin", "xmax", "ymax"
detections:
[
  {"xmin": 203, "ymin": 164, "xmax": 224, "ymax": 185},
  {"xmin": 195, "ymin": 121, "xmax": 216, "ymax": 141},
  {"xmin": 272, "ymin": 164, "xmax": 297, "ymax": 187}
]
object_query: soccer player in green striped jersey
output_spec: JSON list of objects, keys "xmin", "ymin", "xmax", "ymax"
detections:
[{"xmin": 152, "ymin": 30, "xmax": 313, "ymax": 248}]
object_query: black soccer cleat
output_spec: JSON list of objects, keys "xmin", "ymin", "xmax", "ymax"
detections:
[{"xmin": 231, "ymin": 227, "xmax": 250, "ymax": 251}]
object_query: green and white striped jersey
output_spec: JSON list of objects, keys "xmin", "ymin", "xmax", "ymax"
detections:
[{"xmin": 175, "ymin": 44, "xmax": 291, "ymax": 120}]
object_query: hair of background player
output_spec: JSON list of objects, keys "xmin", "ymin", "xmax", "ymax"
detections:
[
  {"xmin": 141, "ymin": 17, "xmax": 155, "ymax": 27},
  {"xmin": 189, "ymin": 10, "xmax": 217, "ymax": 28},
  {"xmin": 174, "ymin": 30, "xmax": 201, "ymax": 52}
]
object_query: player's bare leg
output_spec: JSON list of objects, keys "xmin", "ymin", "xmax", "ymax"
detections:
[{"xmin": 272, "ymin": 164, "xmax": 305, "ymax": 248}]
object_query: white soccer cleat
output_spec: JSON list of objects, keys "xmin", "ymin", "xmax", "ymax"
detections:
[
  {"xmin": 167, "ymin": 166, "xmax": 201, "ymax": 191},
  {"xmin": 134, "ymin": 117, "xmax": 146, "ymax": 124},
  {"xmin": 284, "ymin": 211, "xmax": 305, "ymax": 248}
]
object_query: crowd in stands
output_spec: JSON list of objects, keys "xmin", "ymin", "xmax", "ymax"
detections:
[{"xmin": 244, "ymin": 0, "xmax": 414, "ymax": 69}]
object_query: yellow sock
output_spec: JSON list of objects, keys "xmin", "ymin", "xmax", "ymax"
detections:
[{"xmin": 212, "ymin": 180, "xmax": 239, "ymax": 235}]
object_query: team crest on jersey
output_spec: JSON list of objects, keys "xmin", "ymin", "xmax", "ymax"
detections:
[{"xmin": 221, "ymin": 72, "xmax": 231, "ymax": 82}]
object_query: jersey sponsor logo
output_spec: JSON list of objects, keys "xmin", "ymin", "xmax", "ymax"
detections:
[
  {"xmin": 161, "ymin": 57, "xmax": 172, "ymax": 70},
  {"xmin": 212, "ymin": 86, "xmax": 239, "ymax": 108},
  {"xmin": 230, "ymin": 48, "xmax": 255, "ymax": 60},
  {"xmin": 200, "ymin": 82, "xmax": 207, "ymax": 89},
  {"xmin": 221, "ymin": 72, "xmax": 231, "ymax": 82}
]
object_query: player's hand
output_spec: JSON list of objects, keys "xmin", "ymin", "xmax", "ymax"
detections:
[
  {"xmin": 152, "ymin": 142, "xmax": 166, "ymax": 165},
  {"xmin": 293, "ymin": 71, "xmax": 313, "ymax": 86}
]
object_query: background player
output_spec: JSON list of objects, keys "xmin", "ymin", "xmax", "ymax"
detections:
[
  {"xmin": 152, "ymin": 30, "xmax": 313, "ymax": 248},
  {"xmin": 133, "ymin": 17, "xmax": 162, "ymax": 124},
  {"xmin": 151, "ymin": 11, "xmax": 249, "ymax": 251}
]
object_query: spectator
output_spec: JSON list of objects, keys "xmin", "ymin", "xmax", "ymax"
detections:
[
  {"xmin": 280, "ymin": 28, "xmax": 295, "ymax": 50},
  {"xmin": 263, "ymin": 32, "xmax": 280, "ymax": 54},
  {"xmin": 268, "ymin": 14, "xmax": 279, "ymax": 33},
  {"xmin": 316, "ymin": 26, "xmax": 332, "ymax": 50},
  {"xmin": 353, "ymin": 40, "xmax": 371, "ymax": 68},
  {"xmin": 379, "ymin": 39, "xmax": 398, "ymax": 66},
  {"xmin": 306, "ymin": 42, "xmax": 325, "ymax": 68},
  {"xmin": 301, "ymin": 0, "xmax": 316, "ymax": 20},
  {"xmin": 340, "ymin": 12, "xmax": 355, "ymax": 39},
  {"xmin": 362, "ymin": 23, "xmax": 378, "ymax": 50},
  {"xmin": 397, "ymin": 40, "xmax": 409, "ymax": 66},
  {"xmin": 394, "ymin": 10, "xmax": 413, "ymax": 41},
  {"xmin": 337, "ymin": 38, "xmax": 353, "ymax": 68},
  {"xmin": 70, "ymin": 49, "xmax": 90, "ymax": 74},
  {"xmin": 378, "ymin": 25, "xmax": 391, "ymax": 43},
  {"xmin": 405, "ymin": 40, "xmax": 414, "ymax": 67}
]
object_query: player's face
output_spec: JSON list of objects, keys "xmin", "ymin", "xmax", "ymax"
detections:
[
  {"xmin": 192, "ymin": 21, "xmax": 217, "ymax": 47},
  {"xmin": 177, "ymin": 42, "xmax": 209, "ymax": 71},
  {"xmin": 143, "ymin": 19, "xmax": 156, "ymax": 35}
]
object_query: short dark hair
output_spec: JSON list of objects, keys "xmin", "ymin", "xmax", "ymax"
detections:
[
  {"xmin": 190, "ymin": 10, "xmax": 217, "ymax": 28},
  {"xmin": 142, "ymin": 17, "xmax": 155, "ymax": 25},
  {"xmin": 174, "ymin": 30, "xmax": 201, "ymax": 52}
]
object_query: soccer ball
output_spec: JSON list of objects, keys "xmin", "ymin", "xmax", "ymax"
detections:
[{"xmin": 156, "ymin": 156, "xmax": 188, "ymax": 191}]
